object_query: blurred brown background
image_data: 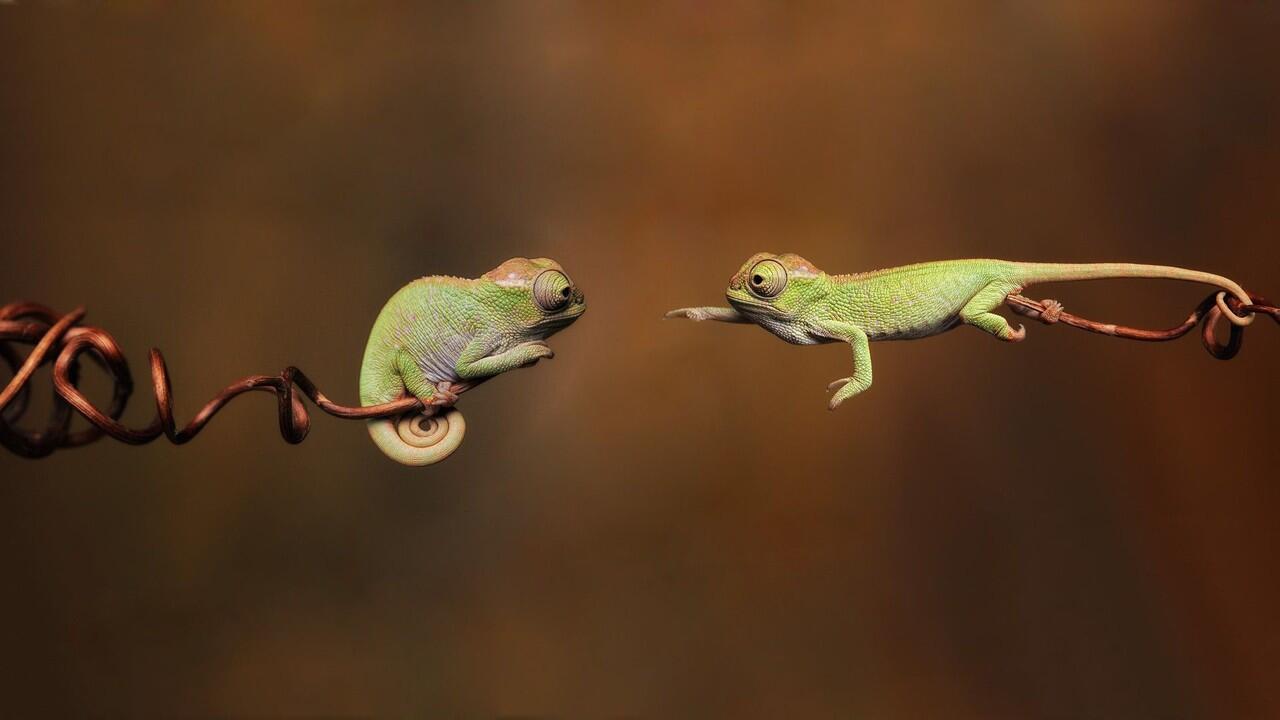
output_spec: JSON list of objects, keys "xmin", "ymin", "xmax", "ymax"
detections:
[{"xmin": 2, "ymin": 2, "xmax": 1278, "ymax": 716}]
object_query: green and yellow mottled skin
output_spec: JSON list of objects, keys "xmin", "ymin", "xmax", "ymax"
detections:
[
  {"xmin": 668, "ymin": 253, "xmax": 1253, "ymax": 410},
  {"xmin": 360, "ymin": 257, "xmax": 584, "ymax": 465}
]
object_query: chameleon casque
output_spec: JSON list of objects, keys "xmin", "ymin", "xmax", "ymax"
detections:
[
  {"xmin": 667, "ymin": 253, "xmax": 1255, "ymax": 410},
  {"xmin": 360, "ymin": 257, "xmax": 585, "ymax": 465}
]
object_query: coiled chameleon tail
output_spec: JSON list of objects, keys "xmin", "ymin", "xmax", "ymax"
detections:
[
  {"xmin": 358, "ymin": 258, "xmax": 585, "ymax": 466},
  {"xmin": 366, "ymin": 407, "xmax": 466, "ymax": 466}
]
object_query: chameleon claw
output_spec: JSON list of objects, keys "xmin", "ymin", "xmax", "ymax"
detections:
[
  {"xmin": 665, "ymin": 308, "xmax": 705, "ymax": 321},
  {"xmin": 827, "ymin": 376, "xmax": 870, "ymax": 409},
  {"xmin": 1006, "ymin": 323, "xmax": 1027, "ymax": 342},
  {"xmin": 517, "ymin": 341, "xmax": 554, "ymax": 366},
  {"xmin": 424, "ymin": 381, "xmax": 460, "ymax": 407},
  {"xmin": 827, "ymin": 378, "xmax": 856, "ymax": 410}
]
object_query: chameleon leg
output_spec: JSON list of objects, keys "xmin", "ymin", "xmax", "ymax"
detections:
[
  {"xmin": 960, "ymin": 282, "xmax": 1026, "ymax": 342},
  {"xmin": 664, "ymin": 307, "xmax": 750, "ymax": 323},
  {"xmin": 813, "ymin": 319, "xmax": 873, "ymax": 410},
  {"xmin": 395, "ymin": 351, "xmax": 455, "ymax": 409},
  {"xmin": 364, "ymin": 350, "xmax": 462, "ymax": 465},
  {"xmin": 456, "ymin": 338, "xmax": 555, "ymax": 380}
]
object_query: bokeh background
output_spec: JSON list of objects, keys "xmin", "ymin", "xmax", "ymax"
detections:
[{"xmin": 2, "ymin": 2, "xmax": 1278, "ymax": 716}]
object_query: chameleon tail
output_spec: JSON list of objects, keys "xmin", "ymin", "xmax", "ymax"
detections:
[
  {"xmin": 1009, "ymin": 262, "xmax": 1253, "ymax": 321},
  {"xmin": 366, "ymin": 407, "xmax": 466, "ymax": 466}
]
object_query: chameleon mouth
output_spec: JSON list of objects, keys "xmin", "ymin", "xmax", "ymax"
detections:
[
  {"xmin": 535, "ymin": 304, "xmax": 585, "ymax": 332},
  {"xmin": 726, "ymin": 291, "xmax": 781, "ymax": 318}
]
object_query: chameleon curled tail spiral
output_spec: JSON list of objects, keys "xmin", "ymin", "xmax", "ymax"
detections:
[{"xmin": 366, "ymin": 406, "xmax": 466, "ymax": 466}]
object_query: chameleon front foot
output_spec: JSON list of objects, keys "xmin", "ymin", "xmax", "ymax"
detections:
[
  {"xmin": 826, "ymin": 378, "xmax": 852, "ymax": 392},
  {"xmin": 826, "ymin": 377, "xmax": 872, "ymax": 410},
  {"xmin": 664, "ymin": 306, "xmax": 749, "ymax": 323},
  {"xmin": 515, "ymin": 341, "xmax": 554, "ymax": 367}
]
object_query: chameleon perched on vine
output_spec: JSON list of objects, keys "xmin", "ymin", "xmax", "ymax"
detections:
[
  {"xmin": 667, "ymin": 253, "xmax": 1255, "ymax": 410},
  {"xmin": 360, "ymin": 257, "xmax": 585, "ymax": 465}
]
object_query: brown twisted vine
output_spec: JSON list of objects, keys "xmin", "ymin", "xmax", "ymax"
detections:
[
  {"xmin": 1, "ymin": 294, "xmax": 1277, "ymax": 459},
  {"xmin": 0, "ymin": 301, "xmax": 464, "ymax": 459},
  {"xmin": 1005, "ymin": 291, "xmax": 1279, "ymax": 360}
]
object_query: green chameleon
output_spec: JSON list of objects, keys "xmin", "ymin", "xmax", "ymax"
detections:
[
  {"xmin": 360, "ymin": 257, "xmax": 585, "ymax": 465},
  {"xmin": 667, "ymin": 253, "xmax": 1255, "ymax": 410}
]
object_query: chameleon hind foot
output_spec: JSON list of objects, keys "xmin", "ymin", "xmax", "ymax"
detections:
[
  {"xmin": 963, "ymin": 311, "xmax": 1026, "ymax": 342},
  {"xmin": 960, "ymin": 282, "xmax": 1026, "ymax": 342},
  {"xmin": 424, "ymin": 380, "xmax": 460, "ymax": 407}
]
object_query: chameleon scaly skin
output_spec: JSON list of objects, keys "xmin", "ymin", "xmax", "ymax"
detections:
[
  {"xmin": 667, "ymin": 253, "xmax": 1254, "ymax": 410},
  {"xmin": 360, "ymin": 257, "xmax": 585, "ymax": 465}
]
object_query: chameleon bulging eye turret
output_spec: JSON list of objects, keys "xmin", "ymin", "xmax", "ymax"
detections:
[
  {"xmin": 747, "ymin": 259, "xmax": 788, "ymax": 299},
  {"xmin": 532, "ymin": 269, "xmax": 574, "ymax": 313}
]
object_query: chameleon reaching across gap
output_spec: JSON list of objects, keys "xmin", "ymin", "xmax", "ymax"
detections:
[
  {"xmin": 666, "ymin": 253, "xmax": 1257, "ymax": 410},
  {"xmin": 361, "ymin": 257, "xmax": 585, "ymax": 465}
]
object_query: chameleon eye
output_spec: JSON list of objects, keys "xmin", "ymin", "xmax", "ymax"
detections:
[
  {"xmin": 747, "ymin": 259, "xmax": 788, "ymax": 299},
  {"xmin": 532, "ymin": 270, "xmax": 573, "ymax": 312}
]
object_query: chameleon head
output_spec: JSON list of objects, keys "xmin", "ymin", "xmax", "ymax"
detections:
[
  {"xmin": 481, "ymin": 257, "xmax": 587, "ymax": 340},
  {"xmin": 725, "ymin": 252, "xmax": 828, "ymax": 331}
]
